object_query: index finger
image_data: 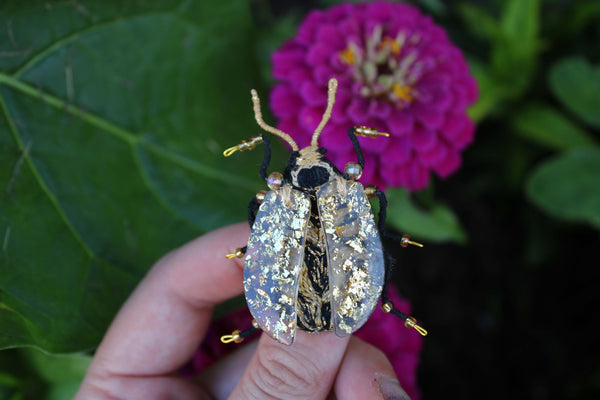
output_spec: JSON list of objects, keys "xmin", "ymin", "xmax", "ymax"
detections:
[{"xmin": 87, "ymin": 222, "xmax": 250, "ymax": 377}]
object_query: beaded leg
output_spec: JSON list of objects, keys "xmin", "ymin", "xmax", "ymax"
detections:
[
  {"xmin": 369, "ymin": 186, "xmax": 428, "ymax": 336},
  {"xmin": 346, "ymin": 127, "xmax": 366, "ymax": 171},
  {"xmin": 259, "ymin": 134, "xmax": 271, "ymax": 182},
  {"xmin": 221, "ymin": 320, "xmax": 261, "ymax": 344},
  {"xmin": 225, "ymin": 195, "xmax": 260, "ymax": 260},
  {"xmin": 345, "ymin": 125, "xmax": 391, "ymax": 178}
]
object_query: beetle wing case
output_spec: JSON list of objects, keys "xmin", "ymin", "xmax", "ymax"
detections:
[
  {"xmin": 318, "ymin": 177, "xmax": 385, "ymax": 337},
  {"xmin": 243, "ymin": 185, "xmax": 310, "ymax": 345}
]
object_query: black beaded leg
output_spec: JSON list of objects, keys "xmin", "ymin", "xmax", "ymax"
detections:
[
  {"xmin": 248, "ymin": 197, "xmax": 259, "ymax": 228},
  {"xmin": 371, "ymin": 187, "xmax": 426, "ymax": 334},
  {"xmin": 375, "ymin": 188, "xmax": 388, "ymax": 235},
  {"xmin": 259, "ymin": 134, "xmax": 271, "ymax": 182},
  {"xmin": 346, "ymin": 127, "xmax": 365, "ymax": 171},
  {"xmin": 220, "ymin": 322, "xmax": 260, "ymax": 343},
  {"xmin": 225, "ymin": 197, "xmax": 258, "ymax": 259},
  {"xmin": 240, "ymin": 325, "xmax": 259, "ymax": 338}
]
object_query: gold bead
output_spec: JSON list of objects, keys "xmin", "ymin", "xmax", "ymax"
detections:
[
  {"xmin": 256, "ymin": 190, "xmax": 267, "ymax": 203},
  {"xmin": 239, "ymin": 135, "xmax": 263, "ymax": 152},
  {"xmin": 365, "ymin": 184, "xmax": 377, "ymax": 199},
  {"xmin": 232, "ymin": 330, "xmax": 243, "ymax": 343},
  {"xmin": 355, "ymin": 125, "xmax": 390, "ymax": 138},
  {"xmin": 252, "ymin": 319, "xmax": 259, "ymax": 329},
  {"xmin": 382, "ymin": 302, "xmax": 393, "ymax": 313}
]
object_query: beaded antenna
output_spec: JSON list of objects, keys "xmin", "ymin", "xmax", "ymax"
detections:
[{"xmin": 221, "ymin": 78, "xmax": 426, "ymax": 345}]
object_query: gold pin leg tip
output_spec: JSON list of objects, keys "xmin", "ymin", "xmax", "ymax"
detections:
[
  {"xmin": 225, "ymin": 248, "xmax": 244, "ymax": 259},
  {"xmin": 414, "ymin": 325, "xmax": 428, "ymax": 336},
  {"xmin": 220, "ymin": 330, "xmax": 243, "ymax": 344},
  {"xmin": 223, "ymin": 146, "xmax": 238, "ymax": 157},
  {"xmin": 401, "ymin": 235, "xmax": 423, "ymax": 248},
  {"xmin": 405, "ymin": 317, "xmax": 428, "ymax": 336}
]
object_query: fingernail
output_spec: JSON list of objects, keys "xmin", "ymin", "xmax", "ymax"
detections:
[{"xmin": 375, "ymin": 373, "xmax": 411, "ymax": 400}]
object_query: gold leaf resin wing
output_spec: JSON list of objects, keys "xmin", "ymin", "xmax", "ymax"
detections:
[
  {"xmin": 243, "ymin": 185, "xmax": 311, "ymax": 345},
  {"xmin": 317, "ymin": 177, "xmax": 385, "ymax": 337}
]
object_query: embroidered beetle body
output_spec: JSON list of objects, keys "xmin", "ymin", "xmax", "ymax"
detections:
[{"xmin": 221, "ymin": 79, "xmax": 426, "ymax": 345}]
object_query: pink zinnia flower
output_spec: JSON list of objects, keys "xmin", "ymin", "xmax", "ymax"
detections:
[
  {"xmin": 270, "ymin": 1, "xmax": 478, "ymax": 190},
  {"xmin": 185, "ymin": 285, "xmax": 423, "ymax": 399}
]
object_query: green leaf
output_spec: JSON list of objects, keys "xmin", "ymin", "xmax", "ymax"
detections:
[
  {"xmin": 0, "ymin": 1, "xmax": 269, "ymax": 352},
  {"xmin": 385, "ymin": 189, "xmax": 467, "ymax": 244},
  {"xmin": 512, "ymin": 104, "xmax": 597, "ymax": 150},
  {"xmin": 526, "ymin": 148, "xmax": 600, "ymax": 229},
  {"xmin": 457, "ymin": 3, "xmax": 499, "ymax": 42},
  {"xmin": 549, "ymin": 57, "xmax": 600, "ymax": 128},
  {"xmin": 23, "ymin": 348, "xmax": 91, "ymax": 400},
  {"xmin": 417, "ymin": 0, "xmax": 447, "ymax": 16},
  {"xmin": 500, "ymin": 0, "xmax": 539, "ymax": 42},
  {"xmin": 467, "ymin": 58, "xmax": 504, "ymax": 122},
  {"xmin": 22, "ymin": 348, "xmax": 91, "ymax": 383},
  {"xmin": 566, "ymin": 0, "xmax": 600, "ymax": 34},
  {"xmin": 491, "ymin": 0, "xmax": 541, "ymax": 93},
  {"xmin": 255, "ymin": 14, "xmax": 299, "ymax": 86}
]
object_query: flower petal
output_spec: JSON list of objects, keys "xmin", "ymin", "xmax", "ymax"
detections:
[
  {"xmin": 314, "ymin": 66, "xmax": 336, "ymax": 86},
  {"xmin": 381, "ymin": 163, "xmax": 409, "ymax": 189},
  {"xmin": 300, "ymin": 80, "xmax": 327, "ymax": 106},
  {"xmin": 319, "ymin": 123, "xmax": 354, "ymax": 153},
  {"xmin": 441, "ymin": 113, "xmax": 475, "ymax": 150},
  {"xmin": 382, "ymin": 135, "xmax": 411, "ymax": 166},
  {"xmin": 409, "ymin": 160, "xmax": 430, "ymax": 190},
  {"xmin": 410, "ymin": 124, "xmax": 437, "ymax": 152},
  {"xmin": 270, "ymin": 84, "xmax": 303, "ymax": 118},
  {"xmin": 272, "ymin": 42, "xmax": 306, "ymax": 79},
  {"xmin": 299, "ymin": 105, "xmax": 324, "ymax": 132},
  {"xmin": 288, "ymin": 66, "xmax": 312, "ymax": 83},
  {"xmin": 369, "ymin": 100, "xmax": 392, "ymax": 119},
  {"xmin": 359, "ymin": 152, "xmax": 376, "ymax": 184},
  {"xmin": 347, "ymin": 97, "xmax": 370, "ymax": 122},
  {"xmin": 387, "ymin": 110, "xmax": 414, "ymax": 135},
  {"xmin": 307, "ymin": 43, "xmax": 336, "ymax": 67},
  {"xmin": 316, "ymin": 25, "xmax": 345, "ymax": 50},
  {"xmin": 454, "ymin": 117, "xmax": 475, "ymax": 150},
  {"xmin": 278, "ymin": 117, "xmax": 309, "ymax": 149},
  {"xmin": 296, "ymin": 10, "xmax": 325, "ymax": 45},
  {"xmin": 432, "ymin": 148, "xmax": 461, "ymax": 178},
  {"xmin": 417, "ymin": 140, "xmax": 448, "ymax": 167},
  {"xmin": 413, "ymin": 103, "xmax": 444, "ymax": 130},
  {"xmin": 331, "ymin": 88, "xmax": 351, "ymax": 124}
]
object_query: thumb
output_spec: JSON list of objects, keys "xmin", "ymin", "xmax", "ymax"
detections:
[{"xmin": 229, "ymin": 331, "xmax": 350, "ymax": 399}]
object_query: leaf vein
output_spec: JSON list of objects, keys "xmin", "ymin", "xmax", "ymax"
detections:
[{"xmin": 0, "ymin": 91, "xmax": 95, "ymax": 259}]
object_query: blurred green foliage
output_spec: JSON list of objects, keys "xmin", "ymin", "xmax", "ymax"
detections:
[{"xmin": 0, "ymin": 0, "xmax": 598, "ymax": 398}]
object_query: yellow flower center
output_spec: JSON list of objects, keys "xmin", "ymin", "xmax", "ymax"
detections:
[
  {"xmin": 393, "ymin": 83, "xmax": 413, "ymax": 103},
  {"xmin": 339, "ymin": 46, "xmax": 356, "ymax": 65},
  {"xmin": 380, "ymin": 36, "xmax": 402, "ymax": 55},
  {"xmin": 338, "ymin": 28, "xmax": 418, "ymax": 108}
]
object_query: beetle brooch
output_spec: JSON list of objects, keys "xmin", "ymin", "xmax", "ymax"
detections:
[{"xmin": 221, "ymin": 78, "xmax": 427, "ymax": 345}]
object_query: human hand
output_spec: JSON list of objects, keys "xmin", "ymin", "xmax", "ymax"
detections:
[{"xmin": 75, "ymin": 223, "xmax": 410, "ymax": 399}]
